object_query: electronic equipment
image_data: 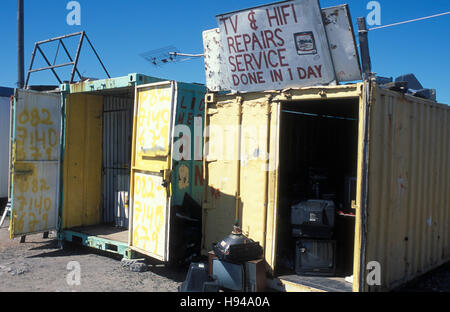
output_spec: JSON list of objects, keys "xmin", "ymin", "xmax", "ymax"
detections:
[
  {"xmin": 213, "ymin": 226, "xmax": 263, "ymax": 263},
  {"xmin": 212, "ymin": 259, "xmax": 245, "ymax": 291},
  {"xmin": 179, "ymin": 262, "xmax": 210, "ymax": 292},
  {"xmin": 295, "ymin": 239, "xmax": 336, "ymax": 276},
  {"xmin": 291, "ymin": 200, "xmax": 335, "ymax": 238}
]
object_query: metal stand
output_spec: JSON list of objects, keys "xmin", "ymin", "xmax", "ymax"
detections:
[
  {"xmin": 0, "ymin": 201, "xmax": 11, "ymax": 229},
  {"xmin": 0, "ymin": 201, "xmax": 26, "ymax": 243}
]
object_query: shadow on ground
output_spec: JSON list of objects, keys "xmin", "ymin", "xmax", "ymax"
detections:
[{"xmin": 394, "ymin": 261, "xmax": 450, "ymax": 292}]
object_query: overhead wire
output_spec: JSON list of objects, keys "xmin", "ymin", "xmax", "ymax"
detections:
[{"xmin": 369, "ymin": 11, "xmax": 450, "ymax": 31}]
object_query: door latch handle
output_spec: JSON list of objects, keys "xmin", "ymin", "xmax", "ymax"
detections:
[{"xmin": 160, "ymin": 169, "xmax": 171, "ymax": 188}]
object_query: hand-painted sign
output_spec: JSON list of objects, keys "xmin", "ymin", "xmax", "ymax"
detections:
[
  {"xmin": 216, "ymin": 0, "xmax": 336, "ymax": 92},
  {"xmin": 205, "ymin": 2, "xmax": 362, "ymax": 92}
]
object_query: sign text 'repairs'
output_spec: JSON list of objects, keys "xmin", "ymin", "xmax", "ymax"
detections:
[{"xmin": 216, "ymin": 0, "xmax": 336, "ymax": 92}]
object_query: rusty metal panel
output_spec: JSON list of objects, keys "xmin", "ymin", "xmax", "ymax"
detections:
[
  {"xmin": 364, "ymin": 86, "xmax": 450, "ymax": 291},
  {"xmin": 62, "ymin": 74, "xmax": 164, "ymax": 94},
  {"xmin": 322, "ymin": 5, "xmax": 361, "ymax": 82},
  {"xmin": 202, "ymin": 28, "xmax": 228, "ymax": 92},
  {"xmin": 10, "ymin": 90, "xmax": 61, "ymax": 237}
]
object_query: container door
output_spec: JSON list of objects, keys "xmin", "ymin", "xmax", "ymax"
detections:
[
  {"xmin": 129, "ymin": 81, "xmax": 176, "ymax": 261},
  {"xmin": 10, "ymin": 90, "xmax": 61, "ymax": 238}
]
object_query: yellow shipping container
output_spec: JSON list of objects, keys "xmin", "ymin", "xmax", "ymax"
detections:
[{"xmin": 202, "ymin": 80, "xmax": 450, "ymax": 292}]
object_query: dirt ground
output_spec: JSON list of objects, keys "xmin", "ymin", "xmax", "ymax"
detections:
[
  {"xmin": 1, "ymin": 212, "xmax": 449, "ymax": 292},
  {"xmin": 0, "ymin": 215, "xmax": 187, "ymax": 292}
]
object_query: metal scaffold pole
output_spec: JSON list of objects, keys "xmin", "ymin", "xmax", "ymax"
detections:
[{"xmin": 17, "ymin": 0, "xmax": 24, "ymax": 89}]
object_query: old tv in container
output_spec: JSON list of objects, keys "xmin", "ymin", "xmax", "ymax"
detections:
[
  {"xmin": 291, "ymin": 199, "xmax": 335, "ymax": 238},
  {"xmin": 295, "ymin": 239, "xmax": 336, "ymax": 276}
]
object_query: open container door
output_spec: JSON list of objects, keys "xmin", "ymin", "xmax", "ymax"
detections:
[
  {"xmin": 129, "ymin": 81, "xmax": 176, "ymax": 261},
  {"xmin": 10, "ymin": 90, "xmax": 61, "ymax": 238}
]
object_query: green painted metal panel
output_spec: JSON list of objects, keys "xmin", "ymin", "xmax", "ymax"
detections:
[
  {"xmin": 60, "ymin": 73, "xmax": 164, "ymax": 94},
  {"xmin": 63, "ymin": 230, "xmax": 130, "ymax": 256},
  {"xmin": 171, "ymin": 82, "xmax": 206, "ymax": 207}
]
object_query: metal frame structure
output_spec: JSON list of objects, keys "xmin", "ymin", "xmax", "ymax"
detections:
[
  {"xmin": 63, "ymin": 229, "xmax": 132, "ymax": 257},
  {"xmin": 24, "ymin": 31, "xmax": 110, "ymax": 89}
]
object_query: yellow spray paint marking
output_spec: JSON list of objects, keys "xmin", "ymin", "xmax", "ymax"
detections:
[
  {"xmin": 17, "ymin": 196, "xmax": 26, "ymax": 211},
  {"xmin": 15, "ymin": 212, "xmax": 25, "ymax": 233},
  {"xmin": 28, "ymin": 212, "xmax": 39, "ymax": 232},
  {"xmin": 13, "ymin": 163, "xmax": 55, "ymax": 235},
  {"xmin": 40, "ymin": 179, "xmax": 50, "ymax": 191},
  {"xmin": 15, "ymin": 105, "xmax": 58, "ymax": 161},
  {"xmin": 136, "ymin": 87, "xmax": 172, "ymax": 158},
  {"xmin": 132, "ymin": 172, "xmax": 166, "ymax": 256},
  {"xmin": 11, "ymin": 92, "xmax": 60, "ymax": 237}
]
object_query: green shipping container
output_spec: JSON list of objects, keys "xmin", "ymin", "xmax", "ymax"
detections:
[{"xmin": 9, "ymin": 73, "xmax": 206, "ymax": 263}]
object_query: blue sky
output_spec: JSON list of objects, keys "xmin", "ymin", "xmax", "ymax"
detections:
[{"xmin": 0, "ymin": 0, "xmax": 449, "ymax": 103}]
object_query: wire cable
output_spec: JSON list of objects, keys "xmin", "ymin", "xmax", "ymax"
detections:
[
  {"xmin": 369, "ymin": 11, "xmax": 450, "ymax": 31},
  {"xmin": 169, "ymin": 52, "xmax": 204, "ymax": 57}
]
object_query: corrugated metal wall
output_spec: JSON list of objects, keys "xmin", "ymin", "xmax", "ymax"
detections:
[
  {"xmin": 62, "ymin": 93, "xmax": 103, "ymax": 228},
  {"xmin": 0, "ymin": 96, "xmax": 11, "ymax": 198},
  {"xmin": 203, "ymin": 99, "xmax": 241, "ymax": 251},
  {"xmin": 203, "ymin": 96, "xmax": 275, "ymax": 254},
  {"xmin": 102, "ymin": 96, "xmax": 133, "ymax": 228},
  {"xmin": 365, "ymin": 86, "xmax": 450, "ymax": 291}
]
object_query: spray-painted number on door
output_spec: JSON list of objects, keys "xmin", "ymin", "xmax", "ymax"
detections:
[
  {"xmin": 132, "ymin": 172, "xmax": 167, "ymax": 258},
  {"xmin": 11, "ymin": 90, "xmax": 61, "ymax": 237},
  {"xmin": 136, "ymin": 86, "xmax": 172, "ymax": 157}
]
